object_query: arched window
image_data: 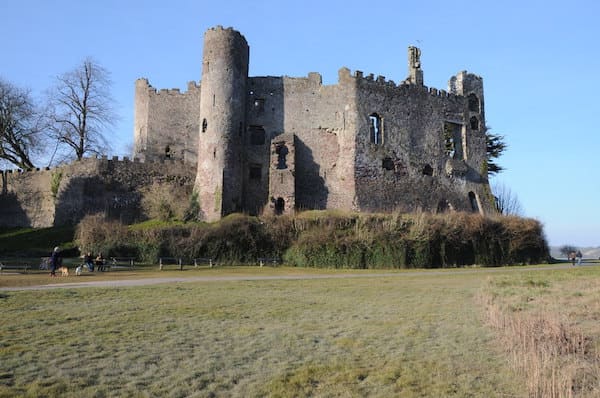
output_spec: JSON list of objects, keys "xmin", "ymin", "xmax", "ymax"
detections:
[
  {"xmin": 369, "ymin": 113, "xmax": 382, "ymax": 145},
  {"xmin": 422, "ymin": 164, "xmax": 433, "ymax": 176},
  {"xmin": 276, "ymin": 144, "xmax": 288, "ymax": 169},
  {"xmin": 468, "ymin": 191, "xmax": 480, "ymax": 213},
  {"xmin": 470, "ymin": 116, "xmax": 479, "ymax": 131},
  {"xmin": 275, "ymin": 197, "xmax": 285, "ymax": 215},
  {"xmin": 468, "ymin": 93, "xmax": 480, "ymax": 113}
]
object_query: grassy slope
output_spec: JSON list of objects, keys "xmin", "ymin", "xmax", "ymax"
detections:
[
  {"xmin": 0, "ymin": 226, "xmax": 75, "ymax": 257},
  {"xmin": 0, "ymin": 268, "xmax": 530, "ymax": 397}
]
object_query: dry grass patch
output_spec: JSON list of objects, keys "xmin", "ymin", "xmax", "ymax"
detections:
[{"xmin": 481, "ymin": 267, "xmax": 600, "ymax": 397}]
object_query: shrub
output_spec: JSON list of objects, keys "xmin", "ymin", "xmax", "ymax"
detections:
[{"xmin": 73, "ymin": 211, "xmax": 549, "ymax": 267}]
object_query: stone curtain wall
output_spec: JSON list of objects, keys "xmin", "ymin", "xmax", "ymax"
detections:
[
  {"xmin": 133, "ymin": 79, "xmax": 201, "ymax": 164},
  {"xmin": 0, "ymin": 157, "xmax": 195, "ymax": 228}
]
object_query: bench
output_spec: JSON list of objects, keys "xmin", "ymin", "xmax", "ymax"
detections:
[
  {"xmin": 110, "ymin": 257, "xmax": 136, "ymax": 270},
  {"xmin": 159, "ymin": 257, "xmax": 184, "ymax": 270},
  {"xmin": 0, "ymin": 261, "xmax": 31, "ymax": 274},
  {"xmin": 193, "ymin": 257, "xmax": 215, "ymax": 268},
  {"xmin": 257, "ymin": 257, "xmax": 282, "ymax": 267}
]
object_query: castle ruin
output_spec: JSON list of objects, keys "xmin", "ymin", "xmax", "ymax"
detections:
[
  {"xmin": 0, "ymin": 26, "xmax": 494, "ymax": 228},
  {"xmin": 134, "ymin": 26, "xmax": 493, "ymax": 221}
]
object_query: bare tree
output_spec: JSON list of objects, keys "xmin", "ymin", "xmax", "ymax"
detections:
[
  {"xmin": 0, "ymin": 78, "xmax": 45, "ymax": 169},
  {"xmin": 47, "ymin": 58, "xmax": 116, "ymax": 161},
  {"xmin": 492, "ymin": 181, "xmax": 523, "ymax": 216}
]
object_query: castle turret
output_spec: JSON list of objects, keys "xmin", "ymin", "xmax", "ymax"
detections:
[
  {"xmin": 195, "ymin": 26, "xmax": 249, "ymax": 221},
  {"xmin": 407, "ymin": 46, "xmax": 423, "ymax": 85}
]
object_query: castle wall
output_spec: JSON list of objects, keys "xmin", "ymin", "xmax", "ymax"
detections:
[
  {"xmin": 133, "ymin": 79, "xmax": 200, "ymax": 164},
  {"xmin": 0, "ymin": 158, "xmax": 195, "ymax": 228},
  {"xmin": 282, "ymin": 70, "xmax": 357, "ymax": 211},
  {"xmin": 350, "ymin": 71, "xmax": 492, "ymax": 213}
]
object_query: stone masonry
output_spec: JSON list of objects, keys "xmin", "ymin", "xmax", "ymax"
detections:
[
  {"xmin": 0, "ymin": 25, "xmax": 495, "ymax": 228},
  {"xmin": 133, "ymin": 25, "xmax": 494, "ymax": 221}
]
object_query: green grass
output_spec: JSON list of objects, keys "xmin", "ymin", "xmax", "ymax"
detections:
[
  {"xmin": 0, "ymin": 267, "xmax": 530, "ymax": 397},
  {"xmin": 0, "ymin": 226, "xmax": 76, "ymax": 256}
]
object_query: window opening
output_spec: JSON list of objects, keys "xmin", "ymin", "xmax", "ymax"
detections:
[
  {"xmin": 437, "ymin": 200, "xmax": 452, "ymax": 213},
  {"xmin": 239, "ymin": 122, "xmax": 243, "ymax": 136},
  {"xmin": 443, "ymin": 122, "xmax": 463, "ymax": 160},
  {"xmin": 165, "ymin": 146, "xmax": 172, "ymax": 159},
  {"xmin": 202, "ymin": 118, "xmax": 207, "ymax": 133},
  {"xmin": 249, "ymin": 125, "xmax": 266, "ymax": 145},
  {"xmin": 382, "ymin": 157, "xmax": 394, "ymax": 170},
  {"xmin": 249, "ymin": 165, "xmax": 261, "ymax": 181},
  {"xmin": 276, "ymin": 143, "xmax": 288, "ymax": 169},
  {"xmin": 369, "ymin": 113, "xmax": 382, "ymax": 145},
  {"xmin": 468, "ymin": 93, "xmax": 480, "ymax": 113},
  {"xmin": 422, "ymin": 164, "xmax": 433, "ymax": 176},
  {"xmin": 470, "ymin": 116, "xmax": 479, "ymax": 131},
  {"xmin": 468, "ymin": 191, "xmax": 480, "ymax": 213},
  {"xmin": 275, "ymin": 197, "xmax": 285, "ymax": 215}
]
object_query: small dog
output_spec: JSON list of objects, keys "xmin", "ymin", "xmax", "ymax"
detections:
[
  {"xmin": 75, "ymin": 265, "xmax": 83, "ymax": 276},
  {"xmin": 58, "ymin": 266, "xmax": 69, "ymax": 277}
]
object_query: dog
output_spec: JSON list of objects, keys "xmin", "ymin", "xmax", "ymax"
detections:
[
  {"xmin": 58, "ymin": 266, "xmax": 69, "ymax": 277},
  {"xmin": 75, "ymin": 265, "xmax": 83, "ymax": 276}
]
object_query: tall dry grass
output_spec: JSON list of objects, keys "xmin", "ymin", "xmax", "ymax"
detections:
[{"xmin": 481, "ymin": 290, "xmax": 600, "ymax": 397}]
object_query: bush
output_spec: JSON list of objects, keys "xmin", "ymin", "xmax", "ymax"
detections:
[{"xmin": 72, "ymin": 211, "xmax": 549, "ymax": 267}]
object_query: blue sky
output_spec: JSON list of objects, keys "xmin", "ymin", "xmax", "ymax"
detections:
[{"xmin": 2, "ymin": 0, "xmax": 599, "ymax": 247}]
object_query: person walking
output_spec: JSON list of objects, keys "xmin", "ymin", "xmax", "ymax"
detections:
[
  {"xmin": 576, "ymin": 250, "xmax": 583, "ymax": 266},
  {"xmin": 49, "ymin": 246, "xmax": 61, "ymax": 277}
]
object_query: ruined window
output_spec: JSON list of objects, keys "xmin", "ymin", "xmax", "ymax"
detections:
[
  {"xmin": 468, "ymin": 93, "xmax": 480, "ymax": 113},
  {"xmin": 443, "ymin": 122, "xmax": 463, "ymax": 160},
  {"xmin": 254, "ymin": 98, "xmax": 265, "ymax": 113},
  {"xmin": 470, "ymin": 116, "xmax": 479, "ymax": 131},
  {"xmin": 202, "ymin": 118, "xmax": 207, "ymax": 133},
  {"xmin": 249, "ymin": 125, "xmax": 266, "ymax": 145},
  {"xmin": 249, "ymin": 165, "xmax": 261, "ymax": 181},
  {"xmin": 276, "ymin": 143, "xmax": 288, "ymax": 169},
  {"xmin": 369, "ymin": 113, "xmax": 382, "ymax": 145},
  {"xmin": 275, "ymin": 197, "xmax": 285, "ymax": 215},
  {"xmin": 382, "ymin": 157, "xmax": 394, "ymax": 170},
  {"xmin": 165, "ymin": 146, "xmax": 172, "ymax": 159},
  {"xmin": 422, "ymin": 164, "xmax": 433, "ymax": 176},
  {"xmin": 469, "ymin": 191, "xmax": 480, "ymax": 213}
]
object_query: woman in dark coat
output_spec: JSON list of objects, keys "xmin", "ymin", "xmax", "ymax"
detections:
[{"xmin": 50, "ymin": 246, "xmax": 61, "ymax": 277}]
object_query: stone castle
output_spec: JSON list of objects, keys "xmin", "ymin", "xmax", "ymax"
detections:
[{"xmin": 0, "ymin": 25, "xmax": 493, "ymax": 228}]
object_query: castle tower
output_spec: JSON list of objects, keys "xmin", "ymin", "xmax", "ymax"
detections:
[
  {"xmin": 195, "ymin": 26, "xmax": 249, "ymax": 221},
  {"xmin": 133, "ymin": 78, "xmax": 151, "ymax": 161},
  {"xmin": 407, "ymin": 46, "xmax": 423, "ymax": 85}
]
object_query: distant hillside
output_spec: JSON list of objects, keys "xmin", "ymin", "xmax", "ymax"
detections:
[{"xmin": 550, "ymin": 246, "xmax": 600, "ymax": 259}]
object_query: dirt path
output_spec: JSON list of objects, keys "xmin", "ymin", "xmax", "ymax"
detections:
[{"xmin": 0, "ymin": 264, "xmax": 575, "ymax": 291}]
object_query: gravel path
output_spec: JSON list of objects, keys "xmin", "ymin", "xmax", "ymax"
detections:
[{"xmin": 0, "ymin": 264, "xmax": 575, "ymax": 291}]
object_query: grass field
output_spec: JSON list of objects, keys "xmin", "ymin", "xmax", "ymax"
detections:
[{"xmin": 1, "ymin": 265, "xmax": 599, "ymax": 397}]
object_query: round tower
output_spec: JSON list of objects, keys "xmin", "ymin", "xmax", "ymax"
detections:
[{"xmin": 195, "ymin": 26, "xmax": 249, "ymax": 221}]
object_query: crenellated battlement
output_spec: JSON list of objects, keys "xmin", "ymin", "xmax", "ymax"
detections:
[
  {"xmin": 338, "ymin": 67, "xmax": 462, "ymax": 100},
  {"xmin": 1, "ymin": 156, "xmax": 191, "ymax": 177},
  {"xmin": 135, "ymin": 78, "xmax": 200, "ymax": 96}
]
